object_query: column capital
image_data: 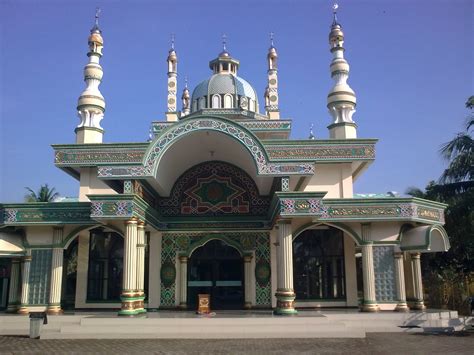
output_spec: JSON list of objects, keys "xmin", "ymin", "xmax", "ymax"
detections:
[
  {"xmin": 137, "ymin": 220, "xmax": 146, "ymax": 229},
  {"xmin": 179, "ymin": 255, "xmax": 188, "ymax": 263},
  {"xmin": 394, "ymin": 252, "xmax": 404, "ymax": 259},
  {"xmin": 53, "ymin": 226, "xmax": 64, "ymax": 231},
  {"xmin": 12, "ymin": 258, "xmax": 22, "ymax": 264},
  {"xmin": 277, "ymin": 219, "xmax": 292, "ymax": 226},
  {"xmin": 243, "ymin": 255, "xmax": 253, "ymax": 263},
  {"xmin": 23, "ymin": 256, "xmax": 32, "ymax": 262},
  {"xmin": 411, "ymin": 252, "xmax": 421, "ymax": 259},
  {"xmin": 125, "ymin": 217, "xmax": 138, "ymax": 226},
  {"xmin": 360, "ymin": 240, "xmax": 374, "ymax": 246}
]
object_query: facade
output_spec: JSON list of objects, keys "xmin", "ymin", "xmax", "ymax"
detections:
[{"xmin": 0, "ymin": 8, "xmax": 450, "ymax": 317}]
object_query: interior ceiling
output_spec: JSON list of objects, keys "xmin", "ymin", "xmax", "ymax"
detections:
[{"xmin": 148, "ymin": 130, "xmax": 274, "ymax": 196}]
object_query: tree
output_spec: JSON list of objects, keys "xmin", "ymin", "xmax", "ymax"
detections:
[{"xmin": 24, "ymin": 184, "xmax": 60, "ymax": 202}]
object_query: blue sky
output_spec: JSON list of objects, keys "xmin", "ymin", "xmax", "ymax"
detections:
[{"xmin": 0, "ymin": 0, "xmax": 472, "ymax": 202}]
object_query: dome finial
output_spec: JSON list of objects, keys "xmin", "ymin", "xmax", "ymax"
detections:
[
  {"xmin": 270, "ymin": 32, "xmax": 275, "ymax": 47},
  {"xmin": 222, "ymin": 33, "xmax": 227, "ymax": 51},
  {"xmin": 332, "ymin": 2, "xmax": 339, "ymax": 26},
  {"xmin": 309, "ymin": 124, "xmax": 315, "ymax": 140}
]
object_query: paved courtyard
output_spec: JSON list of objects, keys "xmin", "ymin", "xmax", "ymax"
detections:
[{"xmin": 0, "ymin": 332, "xmax": 473, "ymax": 354}]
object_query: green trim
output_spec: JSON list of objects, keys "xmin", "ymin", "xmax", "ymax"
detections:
[{"xmin": 185, "ymin": 235, "xmax": 246, "ymax": 257}]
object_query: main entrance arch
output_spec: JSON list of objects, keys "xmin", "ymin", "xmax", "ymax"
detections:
[{"xmin": 187, "ymin": 239, "xmax": 244, "ymax": 310}]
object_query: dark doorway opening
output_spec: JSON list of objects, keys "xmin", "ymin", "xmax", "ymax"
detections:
[
  {"xmin": 0, "ymin": 259, "xmax": 11, "ymax": 310},
  {"xmin": 188, "ymin": 239, "xmax": 244, "ymax": 310}
]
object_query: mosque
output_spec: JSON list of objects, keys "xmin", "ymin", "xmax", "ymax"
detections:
[{"xmin": 0, "ymin": 7, "xmax": 449, "ymax": 317}]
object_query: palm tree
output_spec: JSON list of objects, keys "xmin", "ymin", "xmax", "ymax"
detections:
[
  {"xmin": 24, "ymin": 184, "xmax": 60, "ymax": 202},
  {"xmin": 438, "ymin": 97, "xmax": 474, "ymax": 193}
]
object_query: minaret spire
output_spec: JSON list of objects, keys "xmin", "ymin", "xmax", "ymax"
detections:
[
  {"xmin": 166, "ymin": 33, "xmax": 178, "ymax": 122},
  {"xmin": 75, "ymin": 8, "xmax": 106, "ymax": 144},
  {"xmin": 327, "ymin": 3, "xmax": 357, "ymax": 139},
  {"xmin": 265, "ymin": 32, "xmax": 280, "ymax": 119}
]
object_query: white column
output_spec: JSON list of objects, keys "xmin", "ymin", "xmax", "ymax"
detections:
[
  {"xmin": 411, "ymin": 252, "xmax": 426, "ymax": 310},
  {"xmin": 135, "ymin": 221, "xmax": 146, "ymax": 314},
  {"xmin": 393, "ymin": 252, "xmax": 409, "ymax": 311},
  {"xmin": 7, "ymin": 259, "xmax": 21, "ymax": 312},
  {"xmin": 244, "ymin": 255, "xmax": 253, "ymax": 309},
  {"xmin": 179, "ymin": 256, "xmax": 188, "ymax": 309},
  {"xmin": 47, "ymin": 227, "xmax": 64, "ymax": 314},
  {"xmin": 119, "ymin": 218, "xmax": 138, "ymax": 316},
  {"xmin": 274, "ymin": 220, "xmax": 296, "ymax": 315},
  {"xmin": 18, "ymin": 250, "xmax": 32, "ymax": 314},
  {"xmin": 361, "ymin": 242, "xmax": 378, "ymax": 312}
]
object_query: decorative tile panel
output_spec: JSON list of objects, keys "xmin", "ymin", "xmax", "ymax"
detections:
[
  {"xmin": 373, "ymin": 246, "xmax": 397, "ymax": 302},
  {"xmin": 28, "ymin": 249, "xmax": 52, "ymax": 305}
]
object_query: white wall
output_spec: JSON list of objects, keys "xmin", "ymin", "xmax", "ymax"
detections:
[{"xmin": 304, "ymin": 163, "xmax": 353, "ymax": 198}]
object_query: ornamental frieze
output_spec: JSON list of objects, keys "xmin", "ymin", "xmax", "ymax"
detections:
[
  {"xmin": 2, "ymin": 206, "xmax": 91, "ymax": 224},
  {"xmin": 266, "ymin": 145, "xmax": 375, "ymax": 161},
  {"xmin": 55, "ymin": 150, "xmax": 145, "ymax": 165}
]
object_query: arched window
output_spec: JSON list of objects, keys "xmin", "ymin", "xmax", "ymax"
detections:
[
  {"xmin": 249, "ymin": 99, "xmax": 255, "ymax": 112},
  {"xmin": 293, "ymin": 227, "xmax": 345, "ymax": 300},
  {"xmin": 224, "ymin": 94, "xmax": 233, "ymax": 108},
  {"xmin": 212, "ymin": 94, "xmax": 221, "ymax": 108}
]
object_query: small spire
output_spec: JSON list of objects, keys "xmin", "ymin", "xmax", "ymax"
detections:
[
  {"xmin": 222, "ymin": 34, "xmax": 227, "ymax": 51},
  {"xmin": 170, "ymin": 33, "xmax": 175, "ymax": 50},
  {"xmin": 270, "ymin": 32, "xmax": 275, "ymax": 47},
  {"xmin": 332, "ymin": 2, "xmax": 339, "ymax": 26},
  {"xmin": 91, "ymin": 7, "xmax": 101, "ymax": 33},
  {"xmin": 309, "ymin": 124, "xmax": 315, "ymax": 140}
]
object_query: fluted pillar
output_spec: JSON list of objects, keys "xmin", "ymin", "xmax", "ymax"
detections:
[
  {"xmin": 411, "ymin": 252, "xmax": 426, "ymax": 310},
  {"xmin": 361, "ymin": 242, "xmax": 378, "ymax": 312},
  {"xmin": 244, "ymin": 255, "xmax": 253, "ymax": 309},
  {"xmin": 135, "ymin": 221, "xmax": 146, "ymax": 314},
  {"xmin": 47, "ymin": 227, "xmax": 64, "ymax": 314},
  {"xmin": 6, "ymin": 259, "xmax": 21, "ymax": 313},
  {"xmin": 274, "ymin": 220, "xmax": 297, "ymax": 315},
  {"xmin": 119, "ymin": 218, "xmax": 139, "ymax": 316},
  {"xmin": 393, "ymin": 252, "xmax": 409, "ymax": 312},
  {"xmin": 179, "ymin": 256, "xmax": 188, "ymax": 309},
  {"xmin": 18, "ymin": 251, "xmax": 32, "ymax": 315}
]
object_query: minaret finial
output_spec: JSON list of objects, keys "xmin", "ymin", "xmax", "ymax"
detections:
[
  {"xmin": 332, "ymin": 3, "xmax": 339, "ymax": 26},
  {"xmin": 270, "ymin": 32, "xmax": 274, "ymax": 47},
  {"xmin": 184, "ymin": 75, "xmax": 188, "ymax": 89},
  {"xmin": 170, "ymin": 33, "xmax": 175, "ymax": 50},
  {"xmin": 95, "ymin": 7, "xmax": 101, "ymax": 26},
  {"xmin": 222, "ymin": 34, "xmax": 227, "ymax": 51}
]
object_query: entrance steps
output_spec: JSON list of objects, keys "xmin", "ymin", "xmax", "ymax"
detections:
[{"xmin": 0, "ymin": 310, "xmax": 467, "ymax": 339}]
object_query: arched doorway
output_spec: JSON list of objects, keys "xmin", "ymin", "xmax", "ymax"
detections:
[
  {"xmin": 187, "ymin": 239, "xmax": 244, "ymax": 310},
  {"xmin": 293, "ymin": 227, "xmax": 346, "ymax": 301}
]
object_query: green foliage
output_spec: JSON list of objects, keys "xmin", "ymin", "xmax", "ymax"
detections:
[
  {"xmin": 406, "ymin": 97, "xmax": 474, "ymax": 309},
  {"xmin": 24, "ymin": 184, "xmax": 60, "ymax": 202}
]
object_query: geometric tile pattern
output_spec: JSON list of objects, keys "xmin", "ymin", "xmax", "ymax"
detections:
[{"xmin": 255, "ymin": 233, "xmax": 271, "ymax": 306}]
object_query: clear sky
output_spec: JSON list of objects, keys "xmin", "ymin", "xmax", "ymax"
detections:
[{"xmin": 0, "ymin": 0, "xmax": 472, "ymax": 202}]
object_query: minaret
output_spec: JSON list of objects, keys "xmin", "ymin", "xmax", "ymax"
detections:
[
  {"xmin": 76, "ymin": 8, "xmax": 106, "ymax": 144},
  {"xmin": 166, "ymin": 34, "xmax": 178, "ymax": 122},
  {"xmin": 181, "ymin": 76, "xmax": 190, "ymax": 117},
  {"xmin": 327, "ymin": 3, "xmax": 357, "ymax": 139},
  {"xmin": 265, "ymin": 32, "xmax": 280, "ymax": 119}
]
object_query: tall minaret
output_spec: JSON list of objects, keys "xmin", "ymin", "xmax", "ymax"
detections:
[
  {"xmin": 181, "ymin": 76, "xmax": 190, "ymax": 117},
  {"xmin": 166, "ymin": 34, "xmax": 178, "ymax": 122},
  {"xmin": 76, "ymin": 8, "xmax": 106, "ymax": 144},
  {"xmin": 327, "ymin": 3, "xmax": 357, "ymax": 139},
  {"xmin": 265, "ymin": 32, "xmax": 280, "ymax": 119}
]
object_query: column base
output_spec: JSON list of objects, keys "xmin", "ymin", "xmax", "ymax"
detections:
[
  {"xmin": 244, "ymin": 302, "xmax": 252, "ymax": 310},
  {"xmin": 17, "ymin": 306, "xmax": 29, "ymax": 315},
  {"xmin": 178, "ymin": 302, "xmax": 188, "ymax": 310},
  {"xmin": 411, "ymin": 301, "xmax": 426, "ymax": 311},
  {"xmin": 360, "ymin": 302, "xmax": 379, "ymax": 312},
  {"xmin": 118, "ymin": 291, "xmax": 140, "ymax": 317},
  {"xmin": 274, "ymin": 290, "xmax": 297, "ymax": 316},
  {"xmin": 394, "ymin": 303, "xmax": 410, "ymax": 312},
  {"xmin": 47, "ymin": 305, "xmax": 64, "ymax": 315},
  {"xmin": 134, "ymin": 292, "xmax": 147, "ymax": 314}
]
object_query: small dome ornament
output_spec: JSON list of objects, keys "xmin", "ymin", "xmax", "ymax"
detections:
[
  {"xmin": 308, "ymin": 124, "xmax": 316, "ymax": 140},
  {"xmin": 88, "ymin": 8, "xmax": 103, "ymax": 46},
  {"xmin": 167, "ymin": 33, "xmax": 177, "ymax": 62}
]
